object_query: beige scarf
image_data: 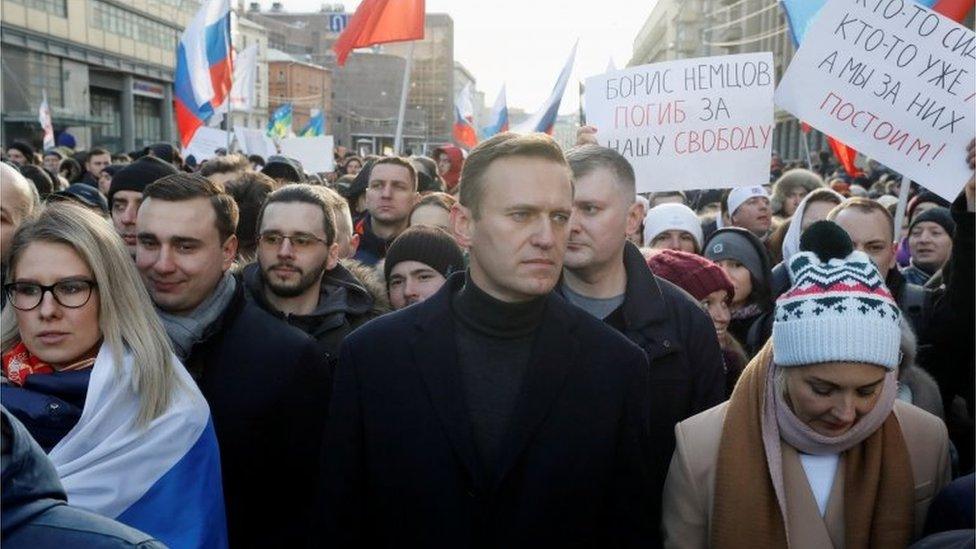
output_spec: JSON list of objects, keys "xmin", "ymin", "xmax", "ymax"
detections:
[{"xmin": 711, "ymin": 341, "xmax": 915, "ymax": 548}]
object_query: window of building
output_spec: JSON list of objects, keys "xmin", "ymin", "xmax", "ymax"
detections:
[
  {"xmin": 8, "ymin": 0, "xmax": 66, "ymax": 17},
  {"xmin": 90, "ymin": 89, "xmax": 122, "ymax": 151},
  {"xmin": 90, "ymin": 1, "xmax": 179, "ymax": 49},
  {"xmin": 134, "ymin": 96, "xmax": 162, "ymax": 148},
  {"xmin": 1, "ymin": 47, "xmax": 64, "ymax": 112}
]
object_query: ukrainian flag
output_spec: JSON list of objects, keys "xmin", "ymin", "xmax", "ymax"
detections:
[
  {"xmin": 267, "ymin": 103, "xmax": 293, "ymax": 138},
  {"xmin": 299, "ymin": 109, "xmax": 325, "ymax": 137}
]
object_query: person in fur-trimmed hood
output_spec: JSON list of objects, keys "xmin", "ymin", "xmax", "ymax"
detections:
[{"xmin": 242, "ymin": 184, "xmax": 388, "ymax": 366}]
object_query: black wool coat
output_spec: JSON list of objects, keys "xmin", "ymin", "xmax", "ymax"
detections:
[
  {"xmin": 318, "ymin": 273, "xmax": 656, "ymax": 548},
  {"xmin": 183, "ymin": 283, "xmax": 331, "ymax": 548}
]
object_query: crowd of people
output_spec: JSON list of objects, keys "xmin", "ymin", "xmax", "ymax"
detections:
[{"xmin": 0, "ymin": 131, "xmax": 972, "ymax": 548}]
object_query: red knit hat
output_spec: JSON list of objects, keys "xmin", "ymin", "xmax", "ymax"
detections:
[{"xmin": 646, "ymin": 249, "xmax": 735, "ymax": 304}]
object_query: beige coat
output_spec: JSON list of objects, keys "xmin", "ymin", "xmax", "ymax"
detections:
[{"xmin": 662, "ymin": 400, "xmax": 951, "ymax": 549}]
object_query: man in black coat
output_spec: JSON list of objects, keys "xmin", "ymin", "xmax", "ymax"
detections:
[
  {"xmin": 320, "ymin": 133, "xmax": 654, "ymax": 547},
  {"xmin": 559, "ymin": 145, "xmax": 725, "ymax": 536},
  {"xmin": 136, "ymin": 174, "xmax": 330, "ymax": 547}
]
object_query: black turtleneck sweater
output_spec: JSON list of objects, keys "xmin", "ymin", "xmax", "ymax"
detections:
[{"xmin": 450, "ymin": 273, "xmax": 546, "ymax": 479}]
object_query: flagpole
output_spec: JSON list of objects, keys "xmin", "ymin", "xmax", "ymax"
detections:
[
  {"xmin": 393, "ymin": 40, "xmax": 415, "ymax": 155},
  {"xmin": 800, "ymin": 127, "xmax": 813, "ymax": 169},
  {"xmin": 892, "ymin": 176, "xmax": 912, "ymax": 242}
]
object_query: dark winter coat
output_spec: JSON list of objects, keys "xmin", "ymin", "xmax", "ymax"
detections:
[
  {"xmin": 241, "ymin": 259, "xmax": 388, "ymax": 366},
  {"xmin": 0, "ymin": 407, "xmax": 164, "ymax": 548},
  {"xmin": 352, "ymin": 214, "xmax": 393, "ymax": 267},
  {"xmin": 319, "ymin": 272, "xmax": 656, "ymax": 548},
  {"xmin": 559, "ymin": 242, "xmax": 725, "ymax": 539},
  {"xmin": 182, "ymin": 282, "xmax": 331, "ymax": 548}
]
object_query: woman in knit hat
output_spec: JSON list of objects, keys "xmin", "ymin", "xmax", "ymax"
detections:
[
  {"xmin": 662, "ymin": 221, "xmax": 950, "ymax": 549},
  {"xmin": 642, "ymin": 203, "xmax": 704, "ymax": 254},
  {"xmin": 703, "ymin": 226, "xmax": 774, "ymax": 356},
  {"xmin": 646, "ymin": 249, "xmax": 746, "ymax": 395}
]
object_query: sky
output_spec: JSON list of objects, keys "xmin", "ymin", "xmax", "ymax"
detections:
[{"xmin": 256, "ymin": 0, "xmax": 656, "ymax": 115}]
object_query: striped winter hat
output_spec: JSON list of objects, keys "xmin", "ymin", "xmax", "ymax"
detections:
[{"xmin": 773, "ymin": 221, "xmax": 901, "ymax": 370}]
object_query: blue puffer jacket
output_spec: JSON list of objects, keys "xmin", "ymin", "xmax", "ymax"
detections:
[{"xmin": 0, "ymin": 406, "xmax": 165, "ymax": 548}]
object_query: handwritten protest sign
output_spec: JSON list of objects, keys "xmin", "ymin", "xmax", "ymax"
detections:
[
  {"xmin": 776, "ymin": 0, "xmax": 975, "ymax": 201},
  {"xmin": 279, "ymin": 136, "xmax": 335, "ymax": 174},
  {"xmin": 584, "ymin": 52, "xmax": 775, "ymax": 192}
]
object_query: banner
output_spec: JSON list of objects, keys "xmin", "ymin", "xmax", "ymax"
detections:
[
  {"xmin": 584, "ymin": 52, "xmax": 775, "ymax": 192},
  {"xmin": 279, "ymin": 136, "xmax": 335, "ymax": 174},
  {"xmin": 776, "ymin": 0, "xmax": 975, "ymax": 201},
  {"xmin": 182, "ymin": 126, "xmax": 229, "ymax": 162},
  {"xmin": 234, "ymin": 127, "xmax": 277, "ymax": 158}
]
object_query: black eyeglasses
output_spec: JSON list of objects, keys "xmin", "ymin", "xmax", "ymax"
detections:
[
  {"xmin": 3, "ymin": 279, "xmax": 98, "ymax": 311},
  {"xmin": 258, "ymin": 231, "xmax": 329, "ymax": 249}
]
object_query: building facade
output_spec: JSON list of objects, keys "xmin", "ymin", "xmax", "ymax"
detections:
[
  {"xmin": 267, "ymin": 48, "xmax": 331, "ymax": 135},
  {"xmin": 1, "ymin": 0, "xmax": 194, "ymax": 152}
]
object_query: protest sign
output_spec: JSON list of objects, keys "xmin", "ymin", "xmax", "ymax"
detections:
[
  {"xmin": 776, "ymin": 0, "xmax": 975, "ymax": 201},
  {"xmin": 584, "ymin": 52, "xmax": 775, "ymax": 192},
  {"xmin": 182, "ymin": 127, "xmax": 229, "ymax": 162},
  {"xmin": 279, "ymin": 136, "xmax": 335, "ymax": 174},
  {"xmin": 234, "ymin": 127, "xmax": 278, "ymax": 158}
]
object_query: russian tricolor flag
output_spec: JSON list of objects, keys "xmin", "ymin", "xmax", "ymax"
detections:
[
  {"xmin": 175, "ymin": 0, "xmax": 233, "ymax": 148},
  {"xmin": 453, "ymin": 83, "xmax": 478, "ymax": 149},
  {"xmin": 481, "ymin": 84, "xmax": 508, "ymax": 139},
  {"xmin": 50, "ymin": 344, "xmax": 228, "ymax": 548}
]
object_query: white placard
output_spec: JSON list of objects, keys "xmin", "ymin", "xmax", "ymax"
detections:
[
  {"xmin": 279, "ymin": 136, "xmax": 335, "ymax": 174},
  {"xmin": 776, "ymin": 0, "xmax": 975, "ymax": 201},
  {"xmin": 234, "ymin": 127, "xmax": 278, "ymax": 159},
  {"xmin": 584, "ymin": 52, "xmax": 775, "ymax": 192},
  {"xmin": 182, "ymin": 127, "xmax": 229, "ymax": 162}
]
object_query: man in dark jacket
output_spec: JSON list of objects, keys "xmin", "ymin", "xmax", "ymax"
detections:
[
  {"xmin": 135, "ymin": 173, "xmax": 330, "ymax": 547},
  {"xmin": 1, "ymin": 407, "xmax": 165, "ymax": 548},
  {"xmin": 560, "ymin": 145, "xmax": 725, "ymax": 535},
  {"xmin": 243, "ymin": 184, "xmax": 384, "ymax": 365},
  {"xmin": 320, "ymin": 133, "xmax": 654, "ymax": 547},
  {"xmin": 352, "ymin": 157, "xmax": 419, "ymax": 266}
]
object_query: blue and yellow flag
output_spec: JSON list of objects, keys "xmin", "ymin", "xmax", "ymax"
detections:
[
  {"xmin": 298, "ymin": 109, "xmax": 325, "ymax": 137},
  {"xmin": 267, "ymin": 103, "xmax": 293, "ymax": 138}
]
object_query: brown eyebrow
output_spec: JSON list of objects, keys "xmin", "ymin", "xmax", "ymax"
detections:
[{"xmin": 808, "ymin": 375, "xmax": 885, "ymax": 390}]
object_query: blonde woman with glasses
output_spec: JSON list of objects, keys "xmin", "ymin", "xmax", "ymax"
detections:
[{"xmin": 1, "ymin": 203, "xmax": 227, "ymax": 548}]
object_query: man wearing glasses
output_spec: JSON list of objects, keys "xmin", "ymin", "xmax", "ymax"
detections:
[
  {"xmin": 242, "ymin": 184, "xmax": 381, "ymax": 365},
  {"xmin": 135, "ymin": 173, "xmax": 330, "ymax": 548}
]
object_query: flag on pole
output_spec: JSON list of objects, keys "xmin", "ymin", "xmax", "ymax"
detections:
[
  {"xmin": 38, "ymin": 90, "xmax": 55, "ymax": 150},
  {"xmin": 298, "ymin": 109, "xmax": 326, "ymax": 137},
  {"xmin": 174, "ymin": 0, "xmax": 233, "ymax": 148},
  {"xmin": 512, "ymin": 41, "xmax": 578, "ymax": 135},
  {"xmin": 453, "ymin": 83, "xmax": 477, "ymax": 149},
  {"xmin": 333, "ymin": 0, "xmax": 425, "ymax": 67},
  {"xmin": 267, "ymin": 103, "xmax": 293, "ymax": 138},
  {"xmin": 229, "ymin": 43, "xmax": 258, "ymax": 111},
  {"xmin": 481, "ymin": 84, "xmax": 509, "ymax": 139}
]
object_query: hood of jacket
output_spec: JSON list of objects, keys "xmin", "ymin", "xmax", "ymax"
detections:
[
  {"xmin": 433, "ymin": 145, "xmax": 464, "ymax": 190},
  {"xmin": 242, "ymin": 260, "xmax": 383, "ymax": 337},
  {"xmin": 1, "ymin": 406, "xmax": 68, "ymax": 536}
]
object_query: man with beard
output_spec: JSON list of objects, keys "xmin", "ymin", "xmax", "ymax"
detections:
[{"xmin": 243, "ymin": 184, "xmax": 380, "ymax": 365}]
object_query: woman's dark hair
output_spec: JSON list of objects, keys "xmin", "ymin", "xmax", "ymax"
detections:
[
  {"xmin": 58, "ymin": 157, "xmax": 83, "ymax": 184},
  {"xmin": 19, "ymin": 164, "xmax": 55, "ymax": 198}
]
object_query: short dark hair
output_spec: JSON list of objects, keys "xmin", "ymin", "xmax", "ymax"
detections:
[
  {"xmin": 86, "ymin": 148, "xmax": 111, "ymax": 160},
  {"xmin": 369, "ymin": 157, "xmax": 418, "ymax": 191},
  {"xmin": 19, "ymin": 164, "xmax": 54, "ymax": 198},
  {"xmin": 226, "ymin": 172, "xmax": 276, "ymax": 255},
  {"xmin": 143, "ymin": 173, "xmax": 239, "ymax": 242},
  {"xmin": 247, "ymin": 154, "xmax": 265, "ymax": 167},
  {"xmin": 460, "ymin": 132, "xmax": 568, "ymax": 218},
  {"xmin": 826, "ymin": 197, "xmax": 895, "ymax": 239},
  {"xmin": 199, "ymin": 154, "xmax": 250, "ymax": 177},
  {"xmin": 565, "ymin": 145, "xmax": 636, "ymax": 199},
  {"xmin": 256, "ymin": 183, "xmax": 337, "ymax": 246}
]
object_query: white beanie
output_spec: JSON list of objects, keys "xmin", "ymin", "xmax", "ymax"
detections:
[
  {"xmin": 643, "ymin": 203, "xmax": 703, "ymax": 251},
  {"xmin": 727, "ymin": 185, "xmax": 770, "ymax": 217}
]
